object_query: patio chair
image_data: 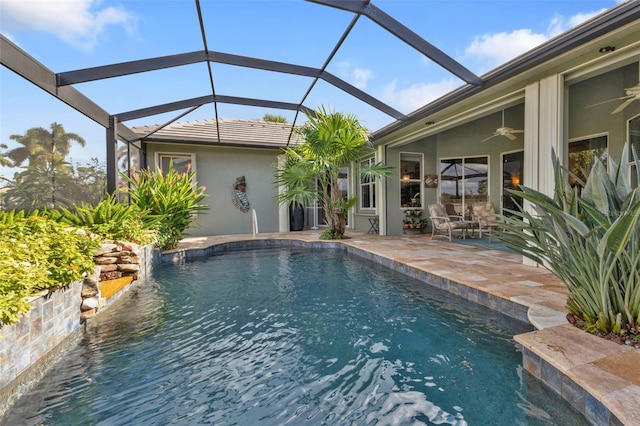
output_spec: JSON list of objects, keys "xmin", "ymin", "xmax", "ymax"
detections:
[
  {"xmin": 472, "ymin": 201, "xmax": 499, "ymax": 240},
  {"xmin": 428, "ymin": 203, "xmax": 467, "ymax": 242}
]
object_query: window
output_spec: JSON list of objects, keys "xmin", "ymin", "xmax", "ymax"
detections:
[
  {"xmin": 440, "ymin": 156, "xmax": 488, "ymax": 216},
  {"xmin": 157, "ymin": 153, "xmax": 195, "ymax": 176},
  {"xmin": 359, "ymin": 156, "xmax": 376, "ymax": 210},
  {"xmin": 629, "ymin": 114, "xmax": 640, "ymax": 189},
  {"xmin": 400, "ymin": 153, "xmax": 422, "ymax": 208},
  {"xmin": 568, "ymin": 135, "xmax": 607, "ymax": 187}
]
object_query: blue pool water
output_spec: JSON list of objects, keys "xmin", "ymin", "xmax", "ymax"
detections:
[{"xmin": 4, "ymin": 248, "xmax": 588, "ymax": 425}]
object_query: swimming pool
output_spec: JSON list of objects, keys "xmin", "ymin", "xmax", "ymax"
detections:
[{"xmin": 4, "ymin": 248, "xmax": 588, "ymax": 425}]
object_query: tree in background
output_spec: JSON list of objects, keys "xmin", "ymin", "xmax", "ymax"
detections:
[
  {"xmin": 0, "ymin": 123, "xmax": 105, "ymax": 212},
  {"xmin": 263, "ymin": 113, "xmax": 288, "ymax": 123}
]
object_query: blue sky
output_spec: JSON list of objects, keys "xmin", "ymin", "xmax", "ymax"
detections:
[{"xmin": 0, "ymin": 0, "xmax": 626, "ymax": 171}]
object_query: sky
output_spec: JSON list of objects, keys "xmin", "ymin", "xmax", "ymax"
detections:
[{"xmin": 0, "ymin": 0, "xmax": 628, "ymax": 174}]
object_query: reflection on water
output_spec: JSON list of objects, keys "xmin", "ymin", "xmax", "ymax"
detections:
[{"xmin": 3, "ymin": 249, "xmax": 588, "ymax": 425}]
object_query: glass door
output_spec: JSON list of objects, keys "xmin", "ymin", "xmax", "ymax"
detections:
[
  {"xmin": 306, "ymin": 167, "xmax": 349, "ymax": 229},
  {"xmin": 502, "ymin": 150, "xmax": 523, "ymax": 216}
]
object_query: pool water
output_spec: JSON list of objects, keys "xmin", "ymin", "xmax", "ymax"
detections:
[{"xmin": 4, "ymin": 249, "xmax": 588, "ymax": 425}]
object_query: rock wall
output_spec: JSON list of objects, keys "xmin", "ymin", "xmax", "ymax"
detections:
[
  {"xmin": 0, "ymin": 242, "xmax": 158, "ymax": 417},
  {"xmin": 80, "ymin": 241, "xmax": 144, "ymax": 320}
]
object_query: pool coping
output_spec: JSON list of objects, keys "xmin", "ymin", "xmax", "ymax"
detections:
[{"xmin": 163, "ymin": 232, "xmax": 639, "ymax": 426}]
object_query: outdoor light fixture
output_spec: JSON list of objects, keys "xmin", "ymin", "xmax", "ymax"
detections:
[{"xmin": 599, "ymin": 45, "xmax": 615, "ymax": 53}]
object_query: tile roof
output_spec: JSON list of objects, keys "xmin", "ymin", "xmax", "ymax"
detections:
[{"xmin": 132, "ymin": 119, "xmax": 303, "ymax": 148}]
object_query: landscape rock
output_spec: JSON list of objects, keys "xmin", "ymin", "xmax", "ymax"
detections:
[{"xmin": 81, "ymin": 297, "xmax": 100, "ymax": 311}]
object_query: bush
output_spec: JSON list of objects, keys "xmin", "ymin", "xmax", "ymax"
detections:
[
  {"xmin": 499, "ymin": 145, "xmax": 640, "ymax": 340},
  {"xmin": 0, "ymin": 211, "xmax": 99, "ymax": 326},
  {"xmin": 121, "ymin": 163, "xmax": 208, "ymax": 250},
  {"xmin": 46, "ymin": 194, "xmax": 157, "ymax": 245}
]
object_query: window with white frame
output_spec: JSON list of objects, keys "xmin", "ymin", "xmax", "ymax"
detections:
[
  {"xmin": 157, "ymin": 153, "xmax": 195, "ymax": 176},
  {"xmin": 400, "ymin": 153, "xmax": 422, "ymax": 208},
  {"xmin": 629, "ymin": 114, "xmax": 639, "ymax": 189},
  {"xmin": 440, "ymin": 156, "xmax": 488, "ymax": 217},
  {"xmin": 359, "ymin": 156, "xmax": 376, "ymax": 210}
]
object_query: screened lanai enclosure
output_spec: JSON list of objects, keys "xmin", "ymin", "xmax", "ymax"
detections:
[
  {"xmin": 0, "ymin": 0, "xmax": 486, "ymax": 213},
  {"xmin": 2, "ymin": 0, "xmax": 639, "ymax": 238}
]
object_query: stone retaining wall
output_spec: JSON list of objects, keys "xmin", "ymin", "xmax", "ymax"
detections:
[{"xmin": 0, "ymin": 242, "xmax": 158, "ymax": 417}]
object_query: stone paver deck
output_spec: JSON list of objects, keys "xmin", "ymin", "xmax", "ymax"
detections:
[{"xmin": 168, "ymin": 230, "xmax": 639, "ymax": 425}]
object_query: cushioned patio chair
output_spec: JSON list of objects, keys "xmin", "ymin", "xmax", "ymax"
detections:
[
  {"xmin": 428, "ymin": 203, "xmax": 467, "ymax": 242},
  {"xmin": 472, "ymin": 201, "xmax": 499, "ymax": 240}
]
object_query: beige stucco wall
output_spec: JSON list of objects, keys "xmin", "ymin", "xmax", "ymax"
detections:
[{"xmin": 146, "ymin": 143, "xmax": 283, "ymax": 236}]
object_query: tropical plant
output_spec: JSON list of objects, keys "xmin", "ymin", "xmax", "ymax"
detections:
[
  {"xmin": 46, "ymin": 194, "xmax": 158, "ymax": 245},
  {"xmin": 4, "ymin": 122, "xmax": 85, "ymax": 168},
  {"xmin": 0, "ymin": 210, "xmax": 99, "ymax": 326},
  {"xmin": 274, "ymin": 106, "xmax": 394, "ymax": 239},
  {"xmin": 0, "ymin": 123, "xmax": 104, "ymax": 212},
  {"xmin": 120, "ymin": 162, "xmax": 208, "ymax": 250},
  {"xmin": 499, "ymin": 145, "xmax": 640, "ymax": 340}
]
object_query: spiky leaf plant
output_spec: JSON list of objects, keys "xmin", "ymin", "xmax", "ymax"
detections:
[
  {"xmin": 499, "ymin": 145, "xmax": 640, "ymax": 340},
  {"xmin": 120, "ymin": 162, "xmax": 208, "ymax": 250}
]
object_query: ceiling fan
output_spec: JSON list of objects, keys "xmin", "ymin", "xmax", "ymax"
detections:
[
  {"xmin": 586, "ymin": 61, "xmax": 640, "ymax": 114},
  {"xmin": 609, "ymin": 82, "xmax": 640, "ymax": 114},
  {"xmin": 481, "ymin": 110, "xmax": 524, "ymax": 142}
]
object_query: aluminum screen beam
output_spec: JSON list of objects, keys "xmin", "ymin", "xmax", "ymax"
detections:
[
  {"xmin": 56, "ymin": 51, "xmax": 207, "ymax": 86},
  {"xmin": 61, "ymin": 49, "xmax": 405, "ymax": 121},
  {"xmin": 115, "ymin": 94, "xmax": 314, "ymax": 122},
  {"xmin": 1, "ymin": 35, "xmax": 138, "ymax": 142},
  {"xmin": 307, "ymin": 0, "xmax": 483, "ymax": 86}
]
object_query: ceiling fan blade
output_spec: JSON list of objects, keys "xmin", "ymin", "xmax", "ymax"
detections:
[
  {"xmin": 585, "ymin": 95, "xmax": 631, "ymax": 109},
  {"xmin": 505, "ymin": 133, "xmax": 518, "ymax": 141},
  {"xmin": 511, "ymin": 129, "xmax": 524, "ymax": 134},
  {"xmin": 481, "ymin": 134, "xmax": 498, "ymax": 142},
  {"xmin": 611, "ymin": 98, "xmax": 635, "ymax": 114}
]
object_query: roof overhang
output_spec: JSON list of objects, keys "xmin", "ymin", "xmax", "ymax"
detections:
[{"xmin": 372, "ymin": 0, "xmax": 640, "ymax": 147}]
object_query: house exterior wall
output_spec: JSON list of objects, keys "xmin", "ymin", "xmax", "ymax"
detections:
[
  {"xmin": 568, "ymin": 64, "xmax": 640, "ymax": 160},
  {"xmin": 384, "ymin": 137, "xmax": 437, "ymax": 235},
  {"xmin": 146, "ymin": 143, "xmax": 283, "ymax": 236},
  {"xmin": 377, "ymin": 58, "xmax": 639, "ymax": 237}
]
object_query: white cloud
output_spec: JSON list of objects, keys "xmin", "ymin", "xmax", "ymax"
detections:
[
  {"xmin": 547, "ymin": 9, "xmax": 607, "ymax": 37},
  {"xmin": 382, "ymin": 78, "xmax": 461, "ymax": 112},
  {"xmin": 463, "ymin": 29, "xmax": 548, "ymax": 72},
  {"xmin": 352, "ymin": 68, "xmax": 373, "ymax": 90},
  {"xmin": 0, "ymin": 0, "xmax": 136, "ymax": 52},
  {"xmin": 462, "ymin": 7, "xmax": 610, "ymax": 74}
]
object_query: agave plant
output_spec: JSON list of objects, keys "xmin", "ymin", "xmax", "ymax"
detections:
[{"xmin": 499, "ymin": 144, "xmax": 640, "ymax": 339}]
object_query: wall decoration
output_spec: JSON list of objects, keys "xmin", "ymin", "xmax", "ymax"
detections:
[
  {"xmin": 232, "ymin": 176, "xmax": 250, "ymax": 213},
  {"xmin": 424, "ymin": 174, "xmax": 438, "ymax": 188}
]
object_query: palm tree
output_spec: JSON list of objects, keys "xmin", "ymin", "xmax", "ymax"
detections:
[
  {"xmin": 274, "ymin": 106, "xmax": 394, "ymax": 239},
  {"xmin": 1, "ymin": 123, "xmax": 87, "ymax": 211},
  {"xmin": 4, "ymin": 122, "xmax": 85, "ymax": 168},
  {"xmin": 0, "ymin": 143, "xmax": 11, "ymax": 167}
]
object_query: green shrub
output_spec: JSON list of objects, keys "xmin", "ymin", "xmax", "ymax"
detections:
[
  {"xmin": 499, "ymin": 145, "xmax": 640, "ymax": 339},
  {"xmin": 120, "ymin": 163, "xmax": 208, "ymax": 250},
  {"xmin": 46, "ymin": 194, "xmax": 157, "ymax": 245},
  {"xmin": 0, "ymin": 211, "xmax": 99, "ymax": 326}
]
